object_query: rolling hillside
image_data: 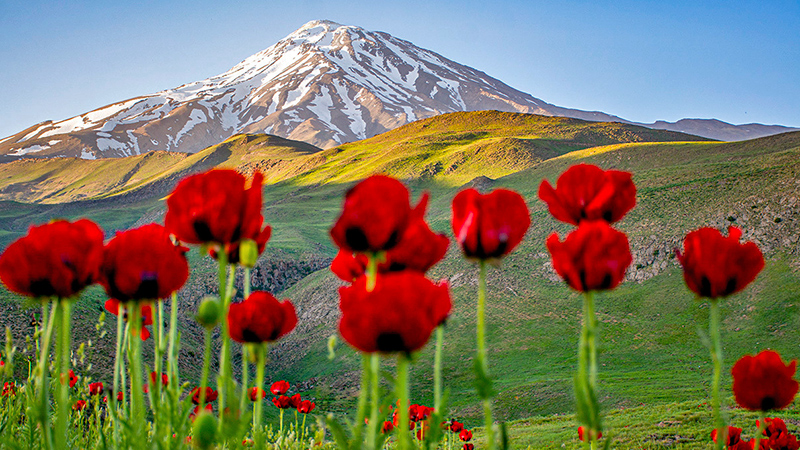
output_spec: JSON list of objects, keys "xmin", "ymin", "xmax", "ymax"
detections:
[{"xmin": 0, "ymin": 113, "xmax": 798, "ymax": 447}]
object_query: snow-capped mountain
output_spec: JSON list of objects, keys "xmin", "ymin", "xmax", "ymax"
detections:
[
  {"xmin": 2, "ymin": 20, "xmax": 796, "ymax": 160},
  {"xmin": 0, "ymin": 20, "xmax": 627, "ymax": 159}
]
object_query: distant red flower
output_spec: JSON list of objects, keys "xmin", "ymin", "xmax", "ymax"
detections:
[
  {"xmin": 298, "ymin": 399, "xmax": 315, "ymax": 414},
  {"xmin": 711, "ymin": 426, "xmax": 743, "ymax": 447},
  {"xmin": 190, "ymin": 404, "xmax": 213, "ymax": 421},
  {"xmin": 538, "ymin": 164, "xmax": 636, "ymax": 226},
  {"xmin": 165, "ymin": 169, "xmax": 266, "ymax": 246},
  {"xmin": 459, "ymin": 429, "xmax": 473, "ymax": 442},
  {"xmin": 0, "ymin": 219, "xmax": 104, "ymax": 299},
  {"xmin": 60, "ymin": 369, "xmax": 78, "ymax": 388},
  {"xmin": 73, "ymin": 400, "xmax": 87, "ymax": 411},
  {"xmin": 546, "ymin": 220, "xmax": 632, "ymax": 292},
  {"xmin": 339, "ymin": 273, "xmax": 451, "ymax": 353},
  {"xmin": 228, "ymin": 292, "xmax": 297, "ymax": 343},
  {"xmin": 415, "ymin": 420, "xmax": 430, "ymax": 440},
  {"xmin": 330, "ymin": 175, "xmax": 412, "ymax": 253},
  {"xmin": 392, "ymin": 411, "xmax": 415, "ymax": 430},
  {"xmin": 270, "ymin": 380, "xmax": 290, "ymax": 396},
  {"xmin": 2, "ymin": 381, "xmax": 16, "ymax": 397},
  {"xmin": 451, "ymin": 188, "xmax": 530, "ymax": 260},
  {"xmin": 116, "ymin": 391, "xmax": 124, "ymax": 402},
  {"xmin": 463, "ymin": 444, "xmax": 474, "ymax": 450},
  {"xmin": 409, "ymin": 404, "xmax": 433, "ymax": 422},
  {"xmin": 89, "ymin": 382, "xmax": 104, "ymax": 396},
  {"xmin": 732, "ymin": 350, "xmax": 798, "ymax": 411},
  {"xmin": 677, "ymin": 226, "xmax": 764, "ymax": 299},
  {"xmin": 288, "ymin": 393, "xmax": 302, "ymax": 409},
  {"xmin": 149, "ymin": 371, "xmax": 169, "ymax": 387},
  {"xmin": 449, "ymin": 420, "xmax": 464, "ymax": 433},
  {"xmin": 381, "ymin": 420, "xmax": 394, "ymax": 434},
  {"xmin": 100, "ymin": 224, "xmax": 189, "ymax": 302},
  {"xmin": 191, "ymin": 387, "xmax": 218, "ymax": 405},
  {"xmin": 248, "ymin": 387, "xmax": 265, "ymax": 402},
  {"xmin": 105, "ymin": 299, "xmax": 154, "ymax": 340},
  {"xmin": 578, "ymin": 426, "xmax": 603, "ymax": 442},
  {"xmin": 272, "ymin": 395, "xmax": 292, "ymax": 409}
]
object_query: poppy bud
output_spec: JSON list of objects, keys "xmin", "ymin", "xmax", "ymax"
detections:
[
  {"xmin": 196, "ymin": 297, "xmax": 222, "ymax": 330},
  {"xmin": 238, "ymin": 239, "xmax": 260, "ymax": 268}
]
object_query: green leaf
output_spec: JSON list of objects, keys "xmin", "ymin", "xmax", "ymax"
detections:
[{"xmin": 326, "ymin": 414, "xmax": 352, "ymax": 450}]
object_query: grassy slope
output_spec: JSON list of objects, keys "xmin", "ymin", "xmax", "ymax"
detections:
[{"xmin": 0, "ymin": 114, "xmax": 798, "ymax": 448}]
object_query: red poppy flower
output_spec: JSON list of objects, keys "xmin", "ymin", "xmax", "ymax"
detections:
[
  {"xmin": 73, "ymin": 400, "xmax": 87, "ymax": 411},
  {"xmin": 100, "ymin": 224, "xmax": 189, "ymax": 302},
  {"xmin": 272, "ymin": 395, "xmax": 292, "ymax": 409},
  {"xmin": 288, "ymin": 393, "xmax": 302, "ymax": 409},
  {"xmin": 248, "ymin": 387, "xmax": 265, "ymax": 402},
  {"xmin": 116, "ymin": 391, "xmax": 124, "ymax": 402},
  {"xmin": 463, "ymin": 444, "xmax": 474, "ymax": 450},
  {"xmin": 298, "ymin": 399, "xmax": 315, "ymax": 414},
  {"xmin": 732, "ymin": 350, "xmax": 798, "ymax": 411},
  {"xmin": 105, "ymin": 299, "xmax": 154, "ymax": 340},
  {"xmin": 191, "ymin": 387, "xmax": 218, "ymax": 405},
  {"xmin": 149, "ymin": 371, "xmax": 169, "ymax": 387},
  {"xmin": 711, "ymin": 426, "xmax": 743, "ymax": 447},
  {"xmin": 392, "ymin": 411, "xmax": 416, "ymax": 431},
  {"xmin": 578, "ymin": 426, "xmax": 603, "ymax": 442},
  {"xmin": 270, "ymin": 380, "xmax": 290, "ymax": 396},
  {"xmin": 0, "ymin": 219, "xmax": 104, "ymax": 299},
  {"xmin": 330, "ymin": 175, "xmax": 412, "ymax": 253},
  {"xmin": 459, "ymin": 429, "xmax": 473, "ymax": 442},
  {"xmin": 449, "ymin": 420, "xmax": 464, "ymax": 433},
  {"xmin": 743, "ymin": 439, "xmax": 771, "ymax": 450},
  {"xmin": 677, "ymin": 226, "xmax": 764, "ymax": 299},
  {"xmin": 409, "ymin": 404, "xmax": 433, "ymax": 422},
  {"xmin": 2, "ymin": 381, "xmax": 16, "ymax": 397},
  {"xmin": 89, "ymin": 382, "xmax": 104, "ymax": 396},
  {"xmin": 770, "ymin": 433, "xmax": 800, "ymax": 450},
  {"xmin": 227, "ymin": 292, "xmax": 297, "ymax": 343},
  {"xmin": 381, "ymin": 420, "xmax": 394, "ymax": 434},
  {"xmin": 415, "ymin": 420, "xmax": 430, "ymax": 440},
  {"xmin": 339, "ymin": 272, "xmax": 451, "ymax": 353},
  {"xmin": 165, "ymin": 169, "xmax": 266, "ymax": 246},
  {"xmin": 757, "ymin": 417, "xmax": 788, "ymax": 440},
  {"xmin": 538, "ymin": 164, "xmax": 636, "ymax": 226},
  {"xmin": 60, "ymin": 369, "xmax": 78, "ymax": 388},
  {"xmin": 546, "ymin": 220, "xmax": 632, "ymax": 292},
  {"xmin": 451, "ymin": 188, "xmax": 530, "ymax": 260}
]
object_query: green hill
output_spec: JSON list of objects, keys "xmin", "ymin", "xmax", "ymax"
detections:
[{"xmin": 0, "ymin": 113, "xmax": 798, "ymax": 448}]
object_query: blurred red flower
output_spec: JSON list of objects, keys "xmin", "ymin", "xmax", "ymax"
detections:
[
  {"xmin": 381, "ymin": 420, "xmax": 394, "ymax": 434},
  {"xmin": 272, "ymin": 395, "xmax": 292, "ymax": 409},
  {"xmin": 330, "ymin": 175, "xmax": 412, "ymax": 253},
  {"xmin": 758, "ymin": 417, "xmax": 788, "ymax": 441},
  {"xmin": 732, "ymin": 350, "xmax": 798, "ymax": 411},
  {"xmin": 100, "ymin": 224, "xmax": 189, "ymax": 302},
  {"xmin": 463, "ymin": 444, "xmax": 474, "ymax": 450},
  {"xmin": 270, "ymin": 380, "xmax": 290, "ymax": 396},
  {"xmin": 89, "ymin": 382, "xmax": 104, "ymax": 396},
  {"xmin": 149, "ymin": 371, "xmax": 169, "ymax": 387},
  {"xmin": 339, "ymin": 272, "xmax": 451, "ymax": 353},
  {"xmin": 546, "ymin": 221, "xmax": 632, "ymax": 292},
  {"xmin": 288, "ymin": 393, "xmax": 302, "ymax": 409},
  {"xmin": 191, "ymin": 387, "xmax": 218, "ymax": 405},
  {"xmin": 116, "ymin": 391, "xmax": 124, "ymax": 402},
  {"xmin": 298, "ymin": 399, "xmax": 315, "ymax": 414},
  {"xmin": 677, "ymin": 226, "xmax": 764, "ymax": 299},
  {"xmin": 451, "ymin": 188, "xmax": 530, "ymax": 260},
  {"xmin": 73, "ymin": 400, "xmax": 87, "ymax": 411},
  {"xmin": 2, "ymin": 381, "xmax": 16, "ymax": 397},
  {"xmin": 459, "ymin": 429, "xmax": 473, "ymax": 442},
  {"xmin": 449, "ymin": 420, "xmax": 464, "ymax": 433},
  {"xmin": 538, "ymin": 164, "xmax": 636, "ymax": 226},
  {"xmin": 711, "ymin": 426, "xmax": 743, "ymax": 447},
  {"xmin": 248, "ymin": 387, "xmax": 265, "ymax": 402},
  {"xmin": 60, "ymin": 369, "xmax": 78, "ymax": 388},
  {"xmin": 165, "ymin": 169, "xmax": 267, "ymax": 246},
  {"xmin": 105, "ymin": 299, "xmax": 154, "ymax": 340},
  {"xmin": 0, "ymin": 219, "xmax": 104, "ymax": 299},
  {"xmin": 228, "ymin": 292, "xmax": 297, "ymax": 343}
]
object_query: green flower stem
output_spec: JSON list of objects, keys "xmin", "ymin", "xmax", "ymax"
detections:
[
  {"xmin": 217, "ymin": 251, "xmax": 231, "ymax": 430},
  {"xmin": 112, "ymin": 311, "xmax": 125, "ymax": 443},
  {"xmin": 709, "ymin": 299, "xmax": 726, "ymax": 450},
  {"xmin": 240, "ymin": 345, "xmax": 249, "ymax": 417},
  {"xmin": 367, "ymin": 353, "xmax": 380, "ymax": 449},
  {"xmin": 577, "ymin": 291, "xmax": 600, "ymax": 450},
  {"xmin": 120, "ymin": 320, "xmax": 129, "ymax": 419},
  {"xmin": 434, "ymin": 325, "xmax": 443, "ymax": 412},
  {"xmin": 54, "ymin": 299, "xmax": 71, "ymax": 450},
  {"xmin": 167, "ymin": 292, "xmax": 180, "ymax": 386},
  {"xmin": 199, "ymin": 326, "xmax": 213, "ymax": 408},
  {"xmin": 476, "ymin": 260, "xmax": 495, "ymax": 450},
  {"xmin": 353, "ymin": 353, "xmax": 371, "ymax": 446},
  {"xmin": 36, "ymin": 302, "xmax": 56, "ymax": 450},
  {"xmin": 301, "ymin": 413, "xmax": 308, "ymax": 444},
  {"xmin": 754, "ymin": 412, "xmax": 766, "ymax": 450},
  {"xmin": 151, "ymin": 300, "xmax": 164, "ymax": 438},
  {"xmin": 127, "ymin": 302, "xmax": 146, "ymax": 450},
  {"xmin": 253, "ymin": 344, "xmax": 267, "ymax": 448},
  {"xmin": 395, "ymin": 353, "xmax": 411, "ymax": 450}
]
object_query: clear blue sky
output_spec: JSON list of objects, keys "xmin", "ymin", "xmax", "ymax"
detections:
[{"xmin": 1, "ymin": 0, "xmax": 798, "ymax": 139}]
